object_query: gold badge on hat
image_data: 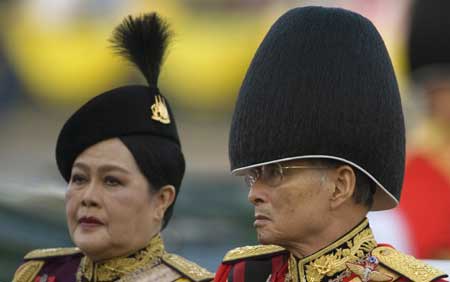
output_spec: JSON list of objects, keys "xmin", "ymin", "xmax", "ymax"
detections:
[{"xmin": 151, "ymin": 95, "xmax": 171, "ymax": 124}]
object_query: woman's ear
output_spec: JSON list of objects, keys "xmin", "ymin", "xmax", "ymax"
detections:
[
  {"xmin": 329, "ymin": 165, "xmax": 356, "ymax": 209},
  {"xmin": 154, "ymin": 185, "xmax": 176, "ymax": 221}
]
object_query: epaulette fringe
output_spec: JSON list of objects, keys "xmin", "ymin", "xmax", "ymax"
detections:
[
  {"xmin": 222, "ymin": 245, "xmax": 286, "ymax": 263},
  {"xmin": 372, "ymin": 246, "xmax": 448, "ymax": 282},
  {"xmin": 162, "ymin": 253, "xmax": 214, "ymax": 282},
  {"xmin": 24, "ymin": 247, "xmax": 81, "ymax": 260}
]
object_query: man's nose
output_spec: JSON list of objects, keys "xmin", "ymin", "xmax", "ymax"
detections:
[{"xmin": 248, "ymin": 183, "xmax": 267, "ymax": 206}]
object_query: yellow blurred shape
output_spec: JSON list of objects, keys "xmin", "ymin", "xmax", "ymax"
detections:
[{"xmin": 4, "ymin": 18, "xmax": 128, "ymax": 106}]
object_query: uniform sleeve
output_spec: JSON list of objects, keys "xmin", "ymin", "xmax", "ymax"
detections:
[{"xmin": 214, "ymin": 263, "xmax": 232, "ymax": 282}]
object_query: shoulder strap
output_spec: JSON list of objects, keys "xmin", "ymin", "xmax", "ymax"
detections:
[
  {"xmin": 162, "ymin": 253, "xmax": 214, "ymax": 282},
  {"xmin": 12, "ymin": 260, "xmax": 45, "ymax": 282},
  {"xmin": 24, "ymin": 247, "xmax": 81, "ymax": 260},
  {"xmin": 372, "ymin": 246, "xmax": 448, "ymax": 282},
  {"xmin": 222, "ymin": 245, "xmax": 286, "ymax": 263}
]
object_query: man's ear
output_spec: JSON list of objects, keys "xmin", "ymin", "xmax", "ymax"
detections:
[
  {"xmin": 154, "ymin": 185, "xmax": 176, "ymax": 221},
  {"xmin": 329, "ymin": 165, "xmax": 356, "ymax": 209}
]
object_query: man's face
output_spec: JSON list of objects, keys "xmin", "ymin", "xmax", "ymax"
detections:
[{"xmin": 246, "ymin": 160, "xmax": 333, "ymax": 247}]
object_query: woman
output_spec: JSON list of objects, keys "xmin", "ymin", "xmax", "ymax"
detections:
[{"xmin": 12, "ymin": 12, "xmax": 213, "ymax": 282}]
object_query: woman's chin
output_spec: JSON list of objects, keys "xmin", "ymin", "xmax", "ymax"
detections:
[{"xmin": 73, "ymin": 231, "xmax": 108, "ymax": 258}]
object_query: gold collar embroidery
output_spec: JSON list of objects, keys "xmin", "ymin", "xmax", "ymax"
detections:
[
  {"xmin": 77, "ymin": 235, "xmax": 165, "ymax": 282},
  {"xmin": 287, "ymin": 219, "xmax": 377, "ymax": 282}
]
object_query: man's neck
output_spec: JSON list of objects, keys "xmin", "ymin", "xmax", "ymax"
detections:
[{"xmin": 285, "ymin": 212, "xmax": 367, "ymax": 259}]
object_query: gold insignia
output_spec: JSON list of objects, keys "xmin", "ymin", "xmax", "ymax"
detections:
[
  {"xmin": 12, "ymin": 260, "xmax": 45, "ymax": 282},
  {"xmin": 162, "ymin": 253, "xmax": 214, "ymax": 282},
  {"xmin": 288, "ymin": 218, "xmax": 379, "ymax": 282},
  {"xmin": 119, "ymin": 263, "xmax": 182, "ymax": 282},
  {"xmin": 346, "ymin": 262, "xmax": 392, "ymax": 282},
  {"xmin": 222, "ymin": 245, "xmax": 286, "ymax": 263},
  {"xmin": 77, "ymin": 235, "xmax": 165, "ymax": 282},
  {"xmin": 24, "ymin": 247, "xmax": 80, "ymax": 260},
  {"xmin": 372, "ymin": 246, "xmax": 448, "ymax": 282},
  {"xmin": 375, "ymin": 264, "xmax": 400, "ymax": 281},
  {"xmin": 151, "ymin": 95, "xmax": 171, "ymax": 124}
]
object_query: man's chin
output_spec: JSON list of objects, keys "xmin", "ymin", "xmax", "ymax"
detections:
[{"xmin": 256, "ymin": 230, "xmax": 275, "ymax": 245}]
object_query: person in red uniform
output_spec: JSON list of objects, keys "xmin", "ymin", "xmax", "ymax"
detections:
[
  {"xmin": 11, "ymin": 12, "xmax": 213, "ymax": 282},
  {"xmin": 214, "ymin": 6, "xmax": 448, "ymax": 282},
  {"xmin": 398, "ymin": 0, "xmax": 450, "ymax": 259}
]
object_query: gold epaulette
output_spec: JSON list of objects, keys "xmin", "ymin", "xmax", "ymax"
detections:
[
  {"xmin": 12, "ymin": 260, "xmax": 45, "ymax": 282},
  {"xmin": 372, "ymin": 246, "xmax": 448, "ymax": 282},
  {"xmin": 24, "ymin": 247, "xmax": 81, "ymax": 260},
  {"xmin": 222, "ymin": 245, "xmax": 286, "ymax": 263},
  {"xmin": 162, "ymin": 253, "xmax": 214, "ymax": 282}
]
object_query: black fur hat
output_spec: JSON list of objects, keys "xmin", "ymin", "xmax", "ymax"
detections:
[
  {"xmin": 408, "ymin": 0, "xmax": 450, "ymax": 81},
  {"xmin": 229, "ymin": 7, "xmax": 405, "ymax": 211},
  {"xmin": 56, "ymin": 13, "xmax": 184, "ymax": 228}
]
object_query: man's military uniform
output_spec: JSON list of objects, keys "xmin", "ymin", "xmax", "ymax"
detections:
[
  {"xmin": 214, "ymin": 219, "xmax": 447, "ymax": 282},
  {"xmin": 13, "ymin": 235, "xmax": 213, "ymax": 282}
]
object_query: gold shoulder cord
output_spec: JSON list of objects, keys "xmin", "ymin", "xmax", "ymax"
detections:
[
  {"xmin": 12, "ymin": 260, "xmax": 45, "ymax": 282},
  {"xmin": 162, "ymin": 253, "xmax": 214, "ymax": 282},
  {"xmin": 222, "ymin": 245, "xmax": 286, "ymax": 262},
  {"xmin": 24, "ymin": 247, "xmax": 80, "ymax": 259},
  {"xmin": 373, "ymin": 246, "xmax": 447, "ymax": 282}
]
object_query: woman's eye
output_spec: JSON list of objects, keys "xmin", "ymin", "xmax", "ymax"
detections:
[
  {"xmin": 71, "ymin": 174, "xmax": 87, "ymax": 185},
  {"xmin": 104, "ymin": 176, "xmax": 122, "ymax": 187}
]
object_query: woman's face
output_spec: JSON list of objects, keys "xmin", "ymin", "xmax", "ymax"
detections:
[{"xmin": 65, "ymin": 138, "xmax": 171, "ymax": 261}]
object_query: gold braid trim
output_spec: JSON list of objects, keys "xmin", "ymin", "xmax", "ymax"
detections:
[
  {"xmin": 12, "ymin": 260, "xmax": 45, "ymax": 282},
  {"xmin": 24, "ymin": 247, "xmax": 80, "ymax": 259},
  {"xmin": 77, "ymin": 234, "xmax": 165, "ymax": 282},
  {"xmin": 162, "ymin": 253, "xmax": 214, "ymax": 282},
  {"xmin": 288, "ymin": 218, "xmax": 378, "ymax": 282},
  {"xmin": 372, "ymin": 246, "xmax": 448, "ymax": 282},
  {"xmin": 118, "ymin": 262, "xmax": 182, "ymax": 282},
  {"xmin": 222, "ymin": 245, "xmax": 286, "ymax": 263}
]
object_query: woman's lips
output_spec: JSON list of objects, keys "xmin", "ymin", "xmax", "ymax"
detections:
[{"xmin": 78, "ymin": 216, "xmax": 104, "ymax": 229}]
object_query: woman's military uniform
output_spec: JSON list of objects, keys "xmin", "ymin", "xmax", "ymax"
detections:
[{"xmin": 13, "ymin": 235, "xmax": 213, "ymax": 282}]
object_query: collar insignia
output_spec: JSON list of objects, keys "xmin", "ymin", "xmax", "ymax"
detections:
[
  {"xmin": 77, "ymin": 235, "xmax": 165, "ymax": 282},
  {"xmin": 151, "ymin": 95, "xmax": 171, "ymax": 124},
  {"xmin": 287, "ymin": 218, "xmax": 378, "ymax": 282}
]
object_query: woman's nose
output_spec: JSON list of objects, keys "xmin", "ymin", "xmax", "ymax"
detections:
[{"xmin": 81, "ymin": 181, "xmax": 101, "ymax": 208}]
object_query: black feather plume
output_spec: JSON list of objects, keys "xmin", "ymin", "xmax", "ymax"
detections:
[{"xmin": 110, "ymin": 13, "xmax": 172, "ymax": 87}]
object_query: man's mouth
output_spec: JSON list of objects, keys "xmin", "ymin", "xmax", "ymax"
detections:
[{"xmin": 254, "ymin": 214, "xmax": 271, "ymax": 227}]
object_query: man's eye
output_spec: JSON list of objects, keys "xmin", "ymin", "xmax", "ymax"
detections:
[
  {"xmin": 71, "ymin": 174, "xmax": 87, "ymax": 185},
  {"xmin": 104, "ymin": 176, "xmax": 122, "ymax": 187}
]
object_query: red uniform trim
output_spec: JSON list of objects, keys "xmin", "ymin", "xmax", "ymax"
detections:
[
  {"xmin": 233, "ymin": 261, "xmax": 246, "ymax": 282},
  {"xmin": 213, "ymin": 264, "xmax": 231, "ymax": 282}
]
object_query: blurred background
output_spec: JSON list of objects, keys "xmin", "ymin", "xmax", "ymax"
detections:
[{"xmin": 0, "ymin": 0, "xmax": 449, "ymax": 280}]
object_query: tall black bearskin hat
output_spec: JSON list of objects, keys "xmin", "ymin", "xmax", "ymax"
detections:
[
  {"xmin": 408, "ymin": 0, "xmax": 450, "ymax": 81},
  {"xmin": 56, "ymin": 13, "xmax": 185, "ymax": 228},
  {"xmin": 229, "ymin": 7, "xmax": 405, "ymax": 211}
]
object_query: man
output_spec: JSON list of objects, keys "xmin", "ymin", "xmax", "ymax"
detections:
[{"xmin": 214, "ymin": 6, "xmax": 448, "ymax": 282}]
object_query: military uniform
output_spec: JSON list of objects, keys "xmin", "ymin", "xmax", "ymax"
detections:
[
  {"xmin": 214, "ymin": 219, "xmax": 447, "ymax": 282},
  {"xmin": 13, "ymin": 235, "xmax": 213, "ymax": 282}
]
